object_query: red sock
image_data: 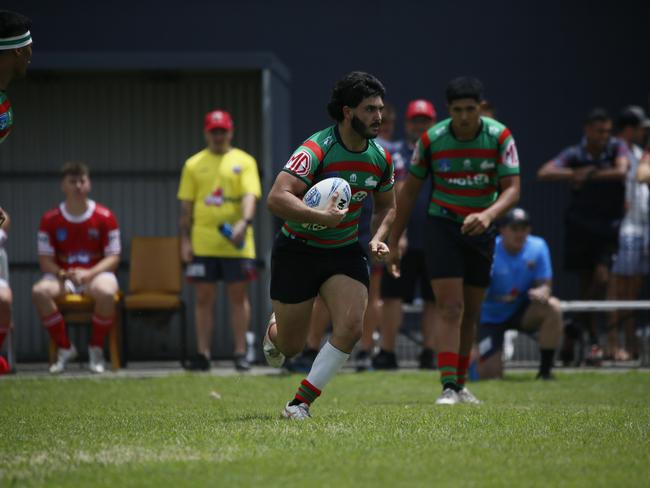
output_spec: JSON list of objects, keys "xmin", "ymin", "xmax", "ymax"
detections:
[
  {"xmin": 42, "ymin": 311, "xmax": 71, "ymax": 349},
  {"xmin": 438, "ymin": 351, "xmax": 459, "ymax": 389},
  {"xmin": 294, "ymin": 379, "xmax": 321, "ymax": 405},
  {"xmin": 90, "ymin": 314, "xmax": 113, "ymax": 347},
  {"xmin": 0, "ymin": 323, "xmax": 8, "ymax": 350},
  {"xmin": 457, "ymin": 354, "xmax": 470, "ymax": 388}
]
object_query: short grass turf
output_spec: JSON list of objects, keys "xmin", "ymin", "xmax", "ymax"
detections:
[{"xmin": 1, "ymin": 371, "xmax": 649, "ymax": 487}]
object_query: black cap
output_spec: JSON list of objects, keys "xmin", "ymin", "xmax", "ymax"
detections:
[
  {"xmin": 618, "ymin": 105, "xmax": 650, "ymax": 129},
  {"xmin": 501, "ymin": 207, "xmax": 531, "ymax": 227}
]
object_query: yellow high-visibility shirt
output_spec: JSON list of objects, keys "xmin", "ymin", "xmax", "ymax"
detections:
[{"xmin": 177, "ymin": 147, "xmax": 261, "ymax": 258}]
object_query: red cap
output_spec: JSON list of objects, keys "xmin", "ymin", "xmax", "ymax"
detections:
[
  {"xmin": 405, "ymin": 99, "xmax": 436, "ymax": 120},
  {"xmin": 204, "ymin": 110, "xmax": 234, "ymax": 131}
]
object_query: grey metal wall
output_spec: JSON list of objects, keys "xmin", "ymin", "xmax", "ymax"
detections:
[{"xmin": 0, "ymin": 69, "xmax": 283, "ymax": 361}]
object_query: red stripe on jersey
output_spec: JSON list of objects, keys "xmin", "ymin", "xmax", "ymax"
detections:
[
  {"xmin": 421, "ymin": 131, "xmax": 432, "ymax": 151},
  {"xmin": 336, "ymin": 217, "xmax": 360, "ymax": 229},
  {"xmin": 303, "ymin": 140, "xmax": 324, "ymax": 162},
  {"xmin": 384, "ymin": 149, "xmax": 392, "ymax": 166},
  {"xmin": 348, "ymin": 202, "xmax": 364, "ymax": 211},
  {"xmin": 323, "ymin": 162, "xmax": 383, "ymax": 178},
  {"xmin": 283, "ymin": 224, "xmax": 357, "ymax": 245},
  {"xmin": 497, "ymin": 128, "xmax": 512, "ymax": 146},
  {"xmin": 431, "ymin": 198, "xmax": 486, "ymax": 216},
  {"xmin": 438, "ymin": 171, "xmax": 496, "ymax": 178},
  {"xmin": 435, "ymin": 185, "xmax": 497, "ymax": 197},
  {"xmin": 431, "ymin": 149, "xmax": 498, "ymax": 160},
  {"xmin": 0, "ymin": 99, "xmax": 10, "ymax": 113}
]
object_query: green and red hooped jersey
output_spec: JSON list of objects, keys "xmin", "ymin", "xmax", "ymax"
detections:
[
  {"xmin": 280, "ymin": 125, "xmax": 394, "ymax": 249},
  {"xmin": 410, "ymin": 116, "xmax": 520, "ymax": 223},
  {"xmin": 0, "ymin": 91, "xmax": 13, "ymax": 144}
]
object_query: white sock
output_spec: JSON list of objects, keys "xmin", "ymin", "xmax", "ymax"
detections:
[{"xmin": 305, "ymin": 341, "xmax": 350, "ymax": 390}]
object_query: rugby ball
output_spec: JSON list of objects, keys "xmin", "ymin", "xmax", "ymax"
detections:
[{"xmin": 302, "ymin": 177, "xmax": 351, "ymax": 211}]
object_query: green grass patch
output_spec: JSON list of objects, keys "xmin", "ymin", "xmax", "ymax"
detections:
[{"xmin": 1, "ymin": 371, "xmax": 649, "ymax": 487}]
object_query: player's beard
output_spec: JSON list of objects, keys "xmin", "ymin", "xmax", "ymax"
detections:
[{"xmin": 351, "ymin": 115, "xmax": 378, "ymax": 139}]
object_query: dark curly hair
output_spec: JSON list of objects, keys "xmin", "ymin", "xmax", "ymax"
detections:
[{"xmin": 327, "ymin": 71, "xmax": 386, "ymax": 122}]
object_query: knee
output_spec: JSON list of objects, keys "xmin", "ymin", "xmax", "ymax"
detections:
[
  {"xmin": 0, "ymin": 287, "xmax": 11, "ymax": 307},
  {"xmin": 32, "ymin": 281, "xmax": 51, "ymax": 302},
  {"xmin": 546, "ymin": 298, "xmax": 564, "ymax": 325},
  {"xmin": 333, "ymin": 317, "xmax": 363, "ymax": 343}
]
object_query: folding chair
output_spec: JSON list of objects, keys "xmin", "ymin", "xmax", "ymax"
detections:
[
  {"xmin": 48, "ymin": 292, "xmax": 123, "ymax": 371},
  {"xmin": 123, "ymin": 236, "xmax": 187, "ymax": 366}
]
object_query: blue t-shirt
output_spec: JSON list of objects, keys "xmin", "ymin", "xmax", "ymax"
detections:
[{"xmin": 480, "ymin": 235, "xmax": 553, "ymax": 324}]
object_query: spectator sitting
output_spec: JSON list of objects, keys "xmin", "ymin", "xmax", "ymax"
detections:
[
  {"xmin": 477, "ymin": 208, "xmax": 563, "ymax": 380},
  {"xmin": 537, "ymin": 108, "xmax": 629, "ymax": 365},
  {"xmin": 32, "ymin": 162, "xmax": 121, "ymax": 374},
  {"xmin": 0, "ymin": 207, "xmax": 12, "ymax": 374}
]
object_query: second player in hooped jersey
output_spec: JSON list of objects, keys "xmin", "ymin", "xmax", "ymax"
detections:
[
  {"xmin": 388, "ymin": 77, "xmax": 520, "ymax": 406},
  {"xmin": 264, "ymin": 72, "xmax": 396, "ymax": 420},
  {"xmin": 281, "ymin": 125, "xmax": 394, "ymax": 248}
]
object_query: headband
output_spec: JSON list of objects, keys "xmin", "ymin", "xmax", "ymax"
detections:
[{"xmin": 0, "ymin": 31, "xmax": 32, "ymax": 50}]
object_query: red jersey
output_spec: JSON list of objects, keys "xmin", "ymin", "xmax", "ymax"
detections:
[{"xmin": 37, "ymin": 200, "xmax": 121, "ymax": 269}]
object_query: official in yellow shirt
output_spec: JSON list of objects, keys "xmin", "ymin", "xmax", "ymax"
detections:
[{"xmin": 177, "ymin": 109, "xmax": 261, "ymax": 372}]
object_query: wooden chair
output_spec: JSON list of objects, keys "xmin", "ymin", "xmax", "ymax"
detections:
[
  {"xmin": 48, "ymin": 293, "xmax": 123, "ymax": 371},
  {"xmin": 123, "ymin": 236, "xmax": 187, "ymax": 366}
]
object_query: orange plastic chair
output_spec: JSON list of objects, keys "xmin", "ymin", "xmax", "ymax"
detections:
[
  {"xmin": 123, "ymin": 236, "xmax": 187, "ymax": 366},
  {"xmin": 49, "ymin": 292, "xmax": 123, "ymax": 371}
]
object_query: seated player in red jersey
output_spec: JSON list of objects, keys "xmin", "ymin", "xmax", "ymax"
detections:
[{"xmin": 32, "ymin": 162, "xmax": 121, "ymax": 374}]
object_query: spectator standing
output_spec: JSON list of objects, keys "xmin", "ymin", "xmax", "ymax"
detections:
[
  {"xmin": 32, "ymin": 163, "xmax": 121, "ymax": 374},
  {"xmin": 178, "ymin": 109, "xmax": 261, "ymax": 372},
  {"xmin": 375, "ymin": 99, "xmax": 438, "ymax": 370},
  {"xmin": 477, "ymin": 208, "xmax": 563, "ymax": 380},
  {"xmin": 537, "ymin": 109, "xmax": 629, "ymax": 365}
]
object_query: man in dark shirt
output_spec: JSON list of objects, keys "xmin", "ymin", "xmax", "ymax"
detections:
[{"xmin": 537, "ymin": 108, "xmax": 629, "ymax": 364}]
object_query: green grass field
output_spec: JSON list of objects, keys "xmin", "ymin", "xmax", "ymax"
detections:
[{"xmin": 1, "ymin": 370, "xmax": 649, "ymax": 487}]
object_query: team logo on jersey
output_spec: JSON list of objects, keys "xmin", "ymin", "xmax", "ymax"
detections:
[
  {"xmin": 364, "ymin": 177, "xmax": 378, "ymax": 188},
  {"xmin": 285, "ymin": 150, "xmax": 312, "ymax": 177},
  {"xmin": 503, "ymin": 140, "xmax": 519, "ymax": 168},
  {"xmin": 352, "ymin": 191, "xmax": 368, "ymax": 203},
  {"xmin": 56, "ymin": 228, "xmax": 67, "ymax": 242},
  {"xmin": 68, "ymin": 252, "xmax": 91, "ymax": 265},
  {"xmin": 438, "ymin": 160, "xmax": 452, "ymax": 172},
  {"xmin": 489, "ymin": 126, "xmax": 500, "ymax": 136},
  {"xmin": 0, "ymin": 113, "xmax": 8, "ymax": 130},
  {"xmin": 463, "ymin": 159, "xmax": 472, "ymax": 169},
  {"xmin": 480, "ymin": 160, "xmax": 495, "ymax": 170},
  {"xmin": 350, "ymin": 174, "xmax": 357, "ymax": 183},
  {"xmin": 204, "ymin": 187, "xmax": 224, "ymax": 206},
  {"xmin": 447, "ymin": 173, "xmax": 489, "ymax": 186},
  {"xmin": 88, "ymin": 228, "xmax": 99, "ymax": 240},
  {"xmin": 301, "ymin": 222, "xmax": 327, "ymax": 232},
  {"xmin": 322, "ymin": 135, "xmax": 334, "ymax": 147},
  {"xmin": 232, "ymin": 165, "xmax": 241, "ymax": 174}
]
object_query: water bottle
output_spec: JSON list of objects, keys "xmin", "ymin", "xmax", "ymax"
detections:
[{"xmin": 218, "ymin": 223, "xmax": 245, "ymax": 249}]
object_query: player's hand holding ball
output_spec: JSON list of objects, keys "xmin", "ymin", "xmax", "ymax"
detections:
[
  {"xmin": 317, "ymin": 191, "xmax": 348, "ymax": 228},
  {"xmin": 302, "ymin": 177, "xmax": 351, "ymax": 229}
]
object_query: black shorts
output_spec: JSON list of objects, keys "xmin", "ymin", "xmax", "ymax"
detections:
[
  {"xmin": 424, "ymin": 216, "xmax": 496, "ymax": 288},
  {"xmin": 381, "ymin": 249, "xmax": 435, "ymax": 302},
  {"xmin": 186, "ymin": 256, "xmax": 258, "ymax": 283},
  {"xmin": 477, "ymin": 301, "xmax": 530, "ymax": 361},
  {"xmin": 270, "ymin": 233, "xmax": 370, "ymax": 304},
  {"xmin": 564, "ymin": 216, "xmax": 619, "ymax": 271}
]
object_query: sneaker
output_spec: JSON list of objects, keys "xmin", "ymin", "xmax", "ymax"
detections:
[
  {"xmin": 184, "ymin": 353, "xmax": 211, "ymax": 371},
  {"xmin": 435, "ymin": 387, "xmax": 460, "ymax": 405},
  {"xmin": 0, "ymin": 355, "xmax": 10, "ymax": 375},
  {"xmin": 536, "ymin": 371, "xmax": 556, "ymax": 380},
  {"xmin": 355, "ymin": 350, "xmax": 372, "ymax": 372},
  {"xmin": 263, "ymin": 313, "xmax": 285, "ymax": 368},
  {"xmin": 285, "ymin": 348, "xmax": 318, "ymax": 373},
  {"xmin": 88, "ymin": 346, "xmax": 106, "ymax": 374},
  {"xmin": 282, "ymin": 401, "xmax": 311, "ymax": 420},
  {"xmin": 584, "ymin": 345, "xmax": 604, "ymax": 367},
  {"xmin": 418, "ymin": 348, "xmax": 436, "ymax": 370},
  {"xmin": 372, "ymin": 349, "xmax": 398, "ymax": 370},
  {"xmin": 49, "ymin": 344, "xmax": 77, "ymax": 374},
  {"xmin": 458, "ymin": 387, "xmax": 482, "ymax": 404},
  {"xmin": 234, "ymin": 354, "xmax": 251, "ymax": 372}
]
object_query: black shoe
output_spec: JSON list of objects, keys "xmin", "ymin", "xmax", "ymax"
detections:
[
  {"xmin": 184, "ymin": 354, "xmax": 211, "ymax": 371},
  {"xmin": 234, "ymin": 355, "xmax": 251, "ymax": 372},
  {"xmin": 355, "ymin": 350, "xmax": 372, "ymax": 372},
  {"xmin": 372, "ymin": 349, "xmax": 398, "ymax": 370},
  {"xmin": 418, "ymin": 348, "xmax": 436, "ymax": 370},
  {"xmin": 536, "ymin": 371, "xmax": 556, "ymax": 380},
  {"xmin": 285, "ymin": 348, "xmax": 318, "ymax": 373}
]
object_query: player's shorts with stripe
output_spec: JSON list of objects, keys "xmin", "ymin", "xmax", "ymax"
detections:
[
  {"xmin": 611, "ymin": 230, "xmax": 650, "ymax": 276},
  {"xmin": 381, "ymin": 248, "xmax": 434, "ymax": 302},
  {"xmin": 423, "ymin": 216, "xmax": 496, "ymax": 288},
  {"xmin": 270, "ymin": 233, "xmax": 369, "ymax": 304},
  {"xmin": 185, "ymin": 256, "xmax": 257, "ymax": 283}
]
